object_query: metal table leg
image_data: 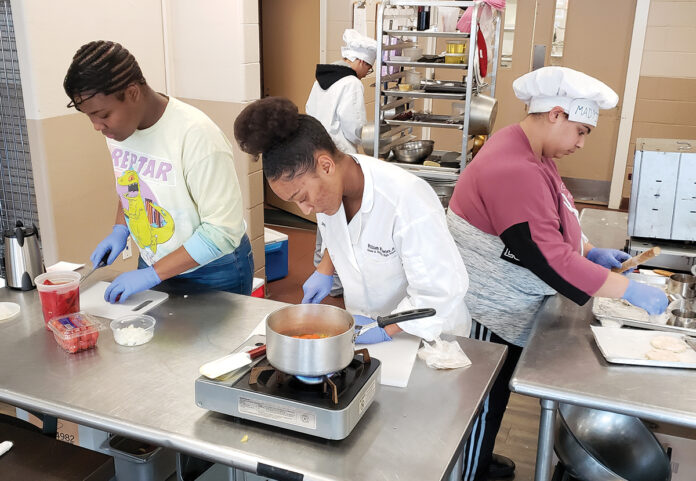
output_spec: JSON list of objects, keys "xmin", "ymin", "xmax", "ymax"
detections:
[
  {"xmin": 446, "ymin": 446, "xmax": 465, "ymax": 481},
  {"xmin": 534, "ymin": 398, "xmax": 558, "ymax": 481}
]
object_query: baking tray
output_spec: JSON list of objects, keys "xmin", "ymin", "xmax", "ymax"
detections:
[
  {"xmin": 591, "ymin": 326, "xmax": 696, "ymax": 369},
  {"xmin": 593, "ymin": 298, "xmax": 696, "ymax": 336},
  {"xmin": 591, "ymin": 272, "xmax": 696, "ymax": 335}
]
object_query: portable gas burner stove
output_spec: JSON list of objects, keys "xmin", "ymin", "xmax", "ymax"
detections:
[{"xmin": 195, "ymin": 335, "xmax": 381, "ymax": 440}]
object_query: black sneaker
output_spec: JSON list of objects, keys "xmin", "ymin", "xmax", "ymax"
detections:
[{"xmin": 487, "ymin": 454, "xmax": 515, "ymax": 479}]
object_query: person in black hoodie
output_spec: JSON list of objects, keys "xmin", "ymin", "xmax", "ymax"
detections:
[
  {"xmin": 305, "ymin": 29, "xmax": 377, "ymax": 155},
  {"xmin": 304, "ymin": 29, "xmax": 378, "ymax": 299}
]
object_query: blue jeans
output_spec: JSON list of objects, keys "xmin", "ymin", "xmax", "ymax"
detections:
[{"xmin": 138, "ymin": 234, "xmax": 254, "ymax": 296}]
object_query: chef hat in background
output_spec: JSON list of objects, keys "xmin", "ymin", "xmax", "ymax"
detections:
[
  {"xmin": 513, "ymin": 66, "xmax": 618, "ymax": 127},
  {"xmin": 341, "ymin": 29, "xmax": 378, "ymax": 66}
]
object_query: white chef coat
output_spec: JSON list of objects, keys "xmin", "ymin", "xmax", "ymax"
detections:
[
  {"xmin": 306, "ymin": 75, "xmax": 366, "ymax": 154},
  {"xmin": 316, "ymin": 154, "xmax": 471, "ymax": 341}
]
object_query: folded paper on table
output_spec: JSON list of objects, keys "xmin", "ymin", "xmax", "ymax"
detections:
[
  {"xmin": 246, "ymin": 318, "xmax": 421, "ymax": 388},
  {"xmin": 47, "ymin": 261, "xmax": 85, "ymax": 272}
]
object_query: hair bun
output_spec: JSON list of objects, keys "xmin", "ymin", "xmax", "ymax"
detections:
[{"xmin": 234, "ymin": 97, "xmax": 300, "ymax": 156}]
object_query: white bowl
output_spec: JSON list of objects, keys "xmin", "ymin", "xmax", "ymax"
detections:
[{"xmin": 110, "ymin": 314, "xmax": 156, "ymax": 346}]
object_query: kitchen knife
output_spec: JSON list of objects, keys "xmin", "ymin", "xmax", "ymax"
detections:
[
  {"xmin": 199, "ymin": 344, "xmax": 266, "ymax": 380},
  {"xmin": 80, "ymin": 252, "xmax": 110, "ymax": 286}
]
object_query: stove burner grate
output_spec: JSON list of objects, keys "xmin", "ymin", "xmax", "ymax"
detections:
[{"xmin": 250, "ymin": 349, "xmax": 371, "ymax": 405}]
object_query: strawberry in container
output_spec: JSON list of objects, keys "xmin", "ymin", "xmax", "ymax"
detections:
[
  {"xmin": 47, "ymin": 312, "xmax": 103, "ymax": 353},
  {"xmin": 35, "ymin": 271, "xmax": 81, "ymax": 329}
]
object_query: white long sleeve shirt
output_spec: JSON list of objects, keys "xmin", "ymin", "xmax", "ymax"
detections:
[{"xmin": 317, "ymin": 155, "xmax": 471, "ymax": 341}]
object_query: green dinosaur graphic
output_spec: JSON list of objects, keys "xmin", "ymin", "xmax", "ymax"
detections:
[{"xmin": 118, "ymin": 170, "xmax": 174, "ymax": 254}]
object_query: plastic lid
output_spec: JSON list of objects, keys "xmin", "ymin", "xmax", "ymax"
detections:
[
  {"xmin": 0, "ymin": 302, "xmax": 20, "ymax": 323},
  {"xmin": 47, "ymin": 311, "xmax": 104, "ymax": 340},
  {"xmin": 264, "ymin": 227, "xmax": 288, "ymax": 244},
  {"xmin": 3, "ymin": 220, "xmax": 37, "ymax": 239},
  {"xmin": 35, "ymin": 271, "xmax": 81, "ymax": 292}
]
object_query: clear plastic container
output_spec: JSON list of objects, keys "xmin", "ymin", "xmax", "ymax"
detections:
[
  {"xmin": 110, "ymin": 315, "xmax": 156, "ymax": 346},
  {"xmin": 35, "ymin": 271, "xmax": 81, "ymax": 328},
  {"xmin": 47, "ymin": 311, "xmax": 103, "ymax": 354},
  {"xmin": 404, "ymin": 70, "xmax": 423, "ymax": 89},
  {"xmin": 444, "ymin": 53, "xmax": 465, "ymax": 64},
  {"xmin": 446, "ymin": 40, "xmax": 465, "ymax": 54},
  {"xmin": 402, "ymin": 47, "xmax": 423, "ymax": 60}
]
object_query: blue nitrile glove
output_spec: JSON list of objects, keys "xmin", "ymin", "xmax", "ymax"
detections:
[
  {"xmin": 587, "ymin": 248, "xmax": 631, "ymax": 271},
  {"xmin": 621, "ymin": 280, "xmax": 669, "ymax": 315},
  {"xmin": 301, "ymin": 271, "xmax": 333, "ymax": 304},
  {"xmin": 91, "ymin": 224, "xmax": 130, "ymax": 268},
  {"xmin": 354, "ymin": 315, "xmax": 392, "ymax": 344},
  {"xmin": 104, "ymin": 266, "xmax": 161, "ymax": 304}
]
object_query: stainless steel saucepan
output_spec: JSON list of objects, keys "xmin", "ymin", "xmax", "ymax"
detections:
[{"xmin": 265, "ymin": 304, "xmax": 435, "ymax": 377}]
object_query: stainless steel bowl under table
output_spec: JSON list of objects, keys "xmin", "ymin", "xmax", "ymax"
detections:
[{"xmin": 554, "ymin": 403, "xmax": 671, "ymax": 481}]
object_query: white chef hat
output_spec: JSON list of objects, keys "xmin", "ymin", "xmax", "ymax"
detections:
[
  {"xmin": 513, "ymin": 66, "xmax": 618, "ymax": 127},
  {"xmin": 341, "ymin": 29, "xmax": 378, "ymax": 66}
]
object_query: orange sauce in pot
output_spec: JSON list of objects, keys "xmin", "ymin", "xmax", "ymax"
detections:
[{"xmin": 291, "ymin": 333, "xmax": 330, "ymax": 339}]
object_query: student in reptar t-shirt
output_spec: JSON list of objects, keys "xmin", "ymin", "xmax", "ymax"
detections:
[{"xmin": 64, "ymin": 41, "xmax": 253, "ymax": 303}]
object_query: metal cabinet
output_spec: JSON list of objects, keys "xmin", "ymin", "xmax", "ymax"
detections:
[
  {"xmin": 672, "ymin": 152, "xmax": 696, "ymax": 240},
  {"xmin": 628, "ymin": 144, "xmax": 696, "ymax": 242},
  {"xmin": 372, "ymin": 0, "xmax": 501, "ymax": 182}
]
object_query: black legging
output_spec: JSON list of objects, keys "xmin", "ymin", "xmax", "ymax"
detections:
[{"xmin": 462, "ymin": 320, "xmax": 524, "ymax": 481}]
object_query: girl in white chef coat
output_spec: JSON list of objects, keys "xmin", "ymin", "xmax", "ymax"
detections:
[{"xmin": 234, "ymin": 97, "xmax": 470, "ymax": 343}]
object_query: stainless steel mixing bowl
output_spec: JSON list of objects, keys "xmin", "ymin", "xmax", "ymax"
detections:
[
  {"xmin": 667, "ymin": 298, "xmax": 696, "ymax": 328},
  {"xmin": 431, "ymin": 183, "xmax": 455, "ymax": 208},
  {"xmin": 392, "ymin": 140, "xmax": 434, "ymax": 164},
  {"xmin": 554, "ymin": 403, "xmax": 671, "ymax": 481}
]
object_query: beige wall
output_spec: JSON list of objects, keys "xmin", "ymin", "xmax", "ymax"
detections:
[
  {"xmin": 261, "ymin": 0, "xmax": 320, "ymax": 109},
  {"xmin": 12, "ymin": 0, "xmax": 264, "ymax": 276},
  {"xmin": 621, "ymin": 0, "xmax": 696, "ymax": 199}
]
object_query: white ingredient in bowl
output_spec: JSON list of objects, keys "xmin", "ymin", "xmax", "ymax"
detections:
[{"xmin": 113, "ymin": 325, "xmax": 153, "ymax": 346}]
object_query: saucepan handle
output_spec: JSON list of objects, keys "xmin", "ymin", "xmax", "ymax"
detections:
[{"xmin": 376, "ymin": 308, "xmax": 436, "ymax": 328}]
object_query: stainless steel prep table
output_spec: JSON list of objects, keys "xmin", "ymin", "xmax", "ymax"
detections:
[
  {"xmin": 511, "ymin": 208, "xmax": 696, "ymax": 481},
  {"xmin": 0, "ymin": 271, "xmax": 506, "ymax": 481}
]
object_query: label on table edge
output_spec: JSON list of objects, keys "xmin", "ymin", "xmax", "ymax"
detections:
[{"xmin": 238, "ymin": 397, "xmax": 317, "ymax": 430}]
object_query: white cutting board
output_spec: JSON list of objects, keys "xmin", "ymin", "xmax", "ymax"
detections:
[
  {"xmin": 363, "ymin": 334, "xmax": 421, "ymax": 388},
  {"xmin": 591, "ymin": 326, "xmax": 696, "ymax": 369},
  {"xmin": 247, "ymin": 319, "xmax": 421, "ymax": 388},
  {"xmin": 80, "ymin": 281, "xmax": 169, "ymax": 319}
]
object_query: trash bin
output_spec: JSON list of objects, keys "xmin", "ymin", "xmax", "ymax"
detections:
[{"xmin": 105, "ymin": 435, "xmax": 176, "ymax": 481}]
